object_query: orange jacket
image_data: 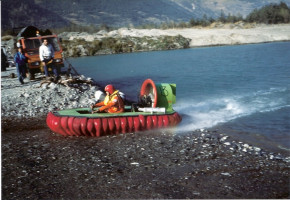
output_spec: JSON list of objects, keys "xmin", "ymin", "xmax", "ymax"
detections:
[{"xmin": 95, "ymin": 90, "xmax": 124, "ymax": 113}]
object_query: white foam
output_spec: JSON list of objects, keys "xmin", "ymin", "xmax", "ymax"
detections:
[
  {"xmin": 175, "ymin": 98, "xmax": 245, "ymax": 132},
  {"xmin": 174, "ymin": 87, "xmax": 289, "ymax": 132}
]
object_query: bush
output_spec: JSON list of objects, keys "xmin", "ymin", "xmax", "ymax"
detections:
[
  {"xmin": 246, "ymin": 2, "xmax": 290, "ymax": 24},
  {"xmin": 60, "ymin": 34, "xmax": 191, "ymax": 57}
]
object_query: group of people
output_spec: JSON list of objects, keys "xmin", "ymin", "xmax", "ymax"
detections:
[
  {"xmin": 14, "ymin": 38, "xmax": 59, "ymax": 84},
  {"xmin": 14, "ymin": 36, "xmax": 124, "ymax": 113}
]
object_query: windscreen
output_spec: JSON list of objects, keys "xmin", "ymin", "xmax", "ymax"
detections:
[
  {"xmin": 46, "ymin": 37, "xmax": 60, "ymax": 51},
  {"xmin": 24, "ymin": 37, "xmax": 60, "ymax": 53},
  {"xmin": 24, "ymin": 39, "xmax": 41, "ymax": 50}
]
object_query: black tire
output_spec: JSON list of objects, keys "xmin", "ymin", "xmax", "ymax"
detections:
[{"xmin": 28, "ymin": 69, "xmax": 35, "ymax": 80}]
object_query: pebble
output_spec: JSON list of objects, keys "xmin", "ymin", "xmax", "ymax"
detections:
[
  {"xmin": 253, "ymin": 147, "xmax": 261, "ymax": 152},
  {"xmin": 220, "ymin": 136, "xmax": 229, "ymax": 142},
  {"xmin": 224, "ymin": 142, "xmax": 231, "ymax": 146},
  {"xmin": 221, "ymin": 172, "xmax": 231, "ymax": 176},
  {"xmin": 242, "ymin": 148, "xmax": 247, "ymax": 152},
  {"xmin": 130, "ymin": 162, "xmax": 140, "ymax": 166}
]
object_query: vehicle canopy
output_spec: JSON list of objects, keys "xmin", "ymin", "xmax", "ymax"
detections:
[{"xmin": 17, "ymin": 26, "xmax": 52, "ymax": 38}]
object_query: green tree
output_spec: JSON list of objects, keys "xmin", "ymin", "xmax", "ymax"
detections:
[
  {"xmin": 219, "ymin": 10, "xmax": 226, "ymax": 23},
  {"xmin": 201, "ymin": 14, "xmax": 210, "ymax": 26},
  {"xmin": 246, "ymin": 2, "xmax": 290, "ymax": 24}
]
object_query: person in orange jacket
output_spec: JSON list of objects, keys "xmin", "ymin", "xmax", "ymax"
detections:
[{"xmin": 91, "ymin": 84, "xmax": 124, "ymax": 113}]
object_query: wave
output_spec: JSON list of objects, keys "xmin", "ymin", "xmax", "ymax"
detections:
[{"xmin": 175, "ymin": 87, "xmax": 289, "ymax": 132}]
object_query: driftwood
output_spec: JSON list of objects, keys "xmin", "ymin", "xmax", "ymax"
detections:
[
  {"xmin": 39, "ymin": 77, "xmax": 93, "ymax": 89},
  {"xmin": 39, "ymin": 60, "xmax": 94, "ymax": 90},
  {"xmin": 39, "ymin": 77, "xmax": 54, "ymax": 87}
]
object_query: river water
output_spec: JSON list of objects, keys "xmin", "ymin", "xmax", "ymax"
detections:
[{"xmin": 68, "ymin": 42, "xmax": 290, "ymax": 152}]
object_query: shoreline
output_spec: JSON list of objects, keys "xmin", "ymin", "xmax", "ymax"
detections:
[
  {"xmin": 164, "ymin": 24, "xmax": 290, "ymax": 47},
  {"xmin": 3, "ymin": 23, "xmax": 289, "ymax": 58},
  {"xmin": 56, "ymin": 23, "xmax": 290, "ymax": 57},
  {"xmin": 1, "ymin": 64, "xmax": 290, "ymax": 198}
]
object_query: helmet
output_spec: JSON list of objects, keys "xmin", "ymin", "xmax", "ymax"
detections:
[{"xmin": 105, "ymin": 84, "xmax": 115, "ymax": 95}]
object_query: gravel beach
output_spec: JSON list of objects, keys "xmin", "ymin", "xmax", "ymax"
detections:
[{"xmin": 1, "ymin": 66, "xmax": 289, "ymax": 199}]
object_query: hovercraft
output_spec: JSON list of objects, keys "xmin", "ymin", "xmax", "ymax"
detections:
[{"xmin": 46, "ymin": 79, "xmax": 182, "ymax": 137}]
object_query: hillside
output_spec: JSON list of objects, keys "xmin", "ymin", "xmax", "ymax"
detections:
[
  {"xmin": 1, "ymin": 0, "xmax": 71, "ymax": 31},
  {"xmin": 2, "ymin": 0, "xmax": 290, "ymax": 32}
]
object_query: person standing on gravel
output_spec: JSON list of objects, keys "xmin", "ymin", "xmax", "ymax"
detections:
[
  {"xmin": 14, "ymin": 47, "xmax": 27, "ymax": 84},
  {"xmin": 39, "ymin": 38, "xmax": 59, "ymax": 80}
]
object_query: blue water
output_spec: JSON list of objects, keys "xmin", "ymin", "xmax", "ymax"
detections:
[{"xmin": 68, "ymin": 42, "xmax": 290, "ymax": 152}]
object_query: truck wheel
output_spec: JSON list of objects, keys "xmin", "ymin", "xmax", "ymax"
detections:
[{"xmin": 28, "ymin": 70, "xmax": 35, "ymax": 80}]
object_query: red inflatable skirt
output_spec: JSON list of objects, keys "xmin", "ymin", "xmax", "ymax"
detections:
[{"xmin": 46, "ymin": 110, "xmax": 182, "ymax": 137}]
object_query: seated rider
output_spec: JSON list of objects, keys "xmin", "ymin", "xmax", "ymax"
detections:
[{"xmin": 91, "ymin": 84, "xmax": 124, "ymax": 113}]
